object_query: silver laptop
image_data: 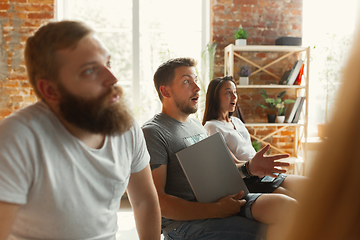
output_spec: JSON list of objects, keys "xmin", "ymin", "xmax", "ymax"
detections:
[{"xmin": 175, "ymin": 132, "xmax": 249, "ymax": 203}]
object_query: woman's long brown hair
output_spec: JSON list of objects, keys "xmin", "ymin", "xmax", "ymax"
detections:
[{"xmin": 202, "ymin": 76, "xmax": 236, "ymax": 125}]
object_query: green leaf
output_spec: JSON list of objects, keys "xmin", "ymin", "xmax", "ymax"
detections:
[
  {"xmin": 277, "ymin": 91, "xmax": 286, "ymax": 99},
  {"xmin": 234, "ymin": 27, "xmax": 249, "ymax": 39},
  {"xmin": 260, "ymin": 88, "xmax": 268, "ymax": 99},
  {"xmin": 258, "ymin": 104, "xmax": 267, "ymax": 109},
  {"xmin": 252, "ymin": 140, "xmax": 261, "ymax": 152},
  {"xmin": 265, "ymin": 98, "xmax": 275, "ymax": 104},
  {"xmin": 284, "ymin": 99, "xmax": 295, "ymax": 104}
]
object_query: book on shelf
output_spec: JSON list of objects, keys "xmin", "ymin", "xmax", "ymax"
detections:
[
  {"xmin": 285, "ymin": 97, "xmax": 304, "ymax": 123},
  {"xmin": 293, "ymin": 63, "xmax": 305, "ymax": 85},
  {"xmin": 278, "ymin": 70, "xmax": 291, "ymax": 85},
  {"xmin": 284, "ymin": 101, "xmax": 296, "ymax": 122},
  {"xmin": 292, "ymin": 97, "xmax": 305, "ymax": 123},
  {"xmin": 285, "ymin": 60, "xmax": 304, "ymax": 85}
]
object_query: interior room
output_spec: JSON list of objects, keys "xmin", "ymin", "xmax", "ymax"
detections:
[{"xmin": 0, "ymin": 0, "xmax": 358, "ymax": 239}]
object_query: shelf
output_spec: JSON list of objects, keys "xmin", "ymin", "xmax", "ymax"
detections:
[
  {"xmin": 236, "ymin": 85, "xmax": 306, "ymax": 89},
  {"xmin": 224, "ymin": 44, "xmax": 310, "ymax": 176},
  {"xmin": 225, "ymin": 44, "xmax": 309, "ymax": 53}
]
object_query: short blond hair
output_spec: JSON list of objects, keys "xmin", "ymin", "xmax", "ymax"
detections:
[{"xmin": 24, "ymin": 21, "xmax": 94, "ymax": 99}]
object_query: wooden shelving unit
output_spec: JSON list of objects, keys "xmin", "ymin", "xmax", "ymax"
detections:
[{"xmin": 224, "ymin": 44, "xmax": 310, "ymax": 175}]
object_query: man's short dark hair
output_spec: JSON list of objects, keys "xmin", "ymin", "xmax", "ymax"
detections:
[{"xmin": 153, "ymin": 57, "xmax": 197, "ymax": 101}]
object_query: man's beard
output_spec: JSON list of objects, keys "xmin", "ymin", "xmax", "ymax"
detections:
[
  {"xmin": 173, "ymin": 95, "xmax": 198, "ymax": 115},
  {"xmin": 57, "ymin": 84, "xmax": 133, "ymax": 135}
]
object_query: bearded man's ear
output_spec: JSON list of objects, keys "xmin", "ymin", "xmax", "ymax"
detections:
[{"xmin": 37, "ymin": 79, "xmax": 61, "ymax": 103}]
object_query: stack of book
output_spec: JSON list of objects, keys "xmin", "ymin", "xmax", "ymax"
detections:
[{"xmin": 279, "ymin": 60, "xmax": 305, "ymax": 85}]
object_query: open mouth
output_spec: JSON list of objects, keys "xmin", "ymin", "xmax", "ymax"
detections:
[
  {"xmin": 191, "ymin": 95, "xmax": 199, "ymax": 101},
  {"xmin": 230, "ymin": 102, "xmax": 236, "ymax": 106},
  {"xmin": 110, "ymin": 93, "xmax": 120, "ymax": 103},
  {"xmin": 107, "ymin": 86, "xmax": 122, "ymax": 103},
  {"xmin": 106, "ymin": 88, "xmax": 119, "ymax": 103}
]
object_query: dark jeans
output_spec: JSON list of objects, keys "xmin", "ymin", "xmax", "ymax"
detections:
[{"xmin": 163, "ymin": 216, "xmax": 267, "ymax": 240}]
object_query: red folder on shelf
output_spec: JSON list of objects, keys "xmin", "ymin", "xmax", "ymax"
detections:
[{"xmin": 294, "ymin": 63, "xmax": 305, "ymax": 85}]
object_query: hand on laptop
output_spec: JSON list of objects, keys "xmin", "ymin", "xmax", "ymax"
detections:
[{"xmin": 249, "ymin": 144, "xmax": 290, "ymax": 178}]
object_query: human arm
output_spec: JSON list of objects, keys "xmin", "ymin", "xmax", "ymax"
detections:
[
  {"xmin": 228, "ymin": 147, "xmax": 246, "ymax": 164},
  {"xmin": 206, "ymin": 119, "xmax": 289, "ymax": 177},
  {"xmin": 245, "ymin": 144, "xmax": 290, "ymax": 178},
  {"xmin": 0, "ymin": 201, "xmax": 20, "ymax": 240},
  {"xmin": 228, "ymin": 118, "xmax": 290, "ymax": 177},
  {"xmin": 126, "ymin": 165, "xmax": 161, "ymax": 240},
  {"xmin": 151, "ymin": 164, "xmax": 246, "ymax": 221}
]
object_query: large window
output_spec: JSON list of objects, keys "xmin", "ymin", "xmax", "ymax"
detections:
[
  {"xmin": 56, "ymin": 0, "xmax": 210, "ymax": 125},
  {"xmin": 303, "ymin": 0, "xmax": 359, "ymax": 136}
]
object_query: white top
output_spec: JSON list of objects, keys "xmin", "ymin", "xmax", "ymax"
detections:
[
  {"xmin": 204, "ymin": 116, "xmax": 256, "ymax": 161},
  {"xmin": 0, "ymin": 101, "xmax": 149, "ymax": 240}
]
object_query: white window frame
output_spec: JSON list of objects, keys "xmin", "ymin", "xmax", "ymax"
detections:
[{"xmin": 55, "ymin": 0, "xmax": 211, "ymax": 121}]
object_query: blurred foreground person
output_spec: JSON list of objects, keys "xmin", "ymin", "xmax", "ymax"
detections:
[{"xmin": 280, "ymin": 23, "xmax": 360, "ymax": 240}]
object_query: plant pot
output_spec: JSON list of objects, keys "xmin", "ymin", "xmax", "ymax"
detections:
[
  {"xmin": 239, "ymin": 77, "xmax": 249, "ymax": 85},
  {"xmin": 317, "ymin": 123, "xmax": 327, "ymax": 139},
  {"xmin": 276, "ymin": 115, "xmax": 285, "ymax": 123},
  {"xmin": 267, "ymin": 114, "xmax": 276, "ymax": 123},
  {"xmin": 235, "ymin": 39, "xmax": 247, "ymax": 46}
]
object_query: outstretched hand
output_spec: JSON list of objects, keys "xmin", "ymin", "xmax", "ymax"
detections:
[{"xmin": 249, "ymin": 144, "xmax": 290, "ymax": 178}]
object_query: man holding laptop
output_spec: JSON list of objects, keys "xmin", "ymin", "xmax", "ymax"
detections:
[{"xmin": 142, "ymin": 57, "xmax": 297, "ymax": 240}]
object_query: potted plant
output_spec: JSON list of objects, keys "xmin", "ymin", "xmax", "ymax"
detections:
[
  {"xmin": 239, "ymin": 65, "xmax": 251, "ymax": 85},
  {"xmin": 258, "ymin": 89, "xmax": 295, "ymax": 123},
  {"xmin": 234, "ymin": 26, "xmax": 248, "ymax": 46},
  {"xmin": 275, "ymin": 99, "xmax": 295, "ymax": 123}
]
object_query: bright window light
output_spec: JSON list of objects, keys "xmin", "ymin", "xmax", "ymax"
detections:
[{"xmin": 303, "ymin": 0, "xmax": 359, "ymax": 136}]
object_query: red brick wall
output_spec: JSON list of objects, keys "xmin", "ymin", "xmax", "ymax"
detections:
[
  {"xmin": 211, "ymin": 0, "xmax": 303, "ymax": 155},
  {"xmin": 0, "ymin": 0, "xmax": 54, "ymax": 120},
  {"xmin": 211, "ymin": 0, "xmax": 302, "ymax": 77}
]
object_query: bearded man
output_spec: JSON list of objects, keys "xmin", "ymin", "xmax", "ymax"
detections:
[{"xmin": 0, "ymin": 21, "xmax": 161, "ymax": 240}]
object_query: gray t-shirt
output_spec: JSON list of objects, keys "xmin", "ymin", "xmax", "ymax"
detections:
[{"xmin": 142, "ymin": 113, "xmax": 208, "ymax": 232}]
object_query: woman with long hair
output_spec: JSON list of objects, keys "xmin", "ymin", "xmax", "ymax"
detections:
[{"xmin": 202, "ymin": 76, "xmax": 304, "ymax": 196}]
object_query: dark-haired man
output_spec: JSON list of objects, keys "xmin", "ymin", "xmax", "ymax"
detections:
[
  {"xmin": 142, "ymin": 58, "xmax": 294, "ymax": 240},
  {"xmin": 0, "ymin": 21, "xmax": 161, "ymax": 240}
]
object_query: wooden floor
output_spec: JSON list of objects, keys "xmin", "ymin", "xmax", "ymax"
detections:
[
  {"xmin": 116, "ymin": 197, "xmax": 164, "ymax": 240},
  {"xmin": 116, "ymin": 198, "xmax": 138, "ymax": 239}
]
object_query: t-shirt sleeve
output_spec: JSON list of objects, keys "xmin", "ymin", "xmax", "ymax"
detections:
[
  {"xmin": 0, "ymin": 119, "xmax": 33, "ymax": 204},
  {"xmin": 130, "ymin": 120, "xmax": 151, "ymax": 173},
  {"xmin": 204, "ymin": 121, "xmax": 224, "ymax": 136},
  {"xmin": 142, "ymin": 124, "xmax": 169, "ymax": 169}
]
